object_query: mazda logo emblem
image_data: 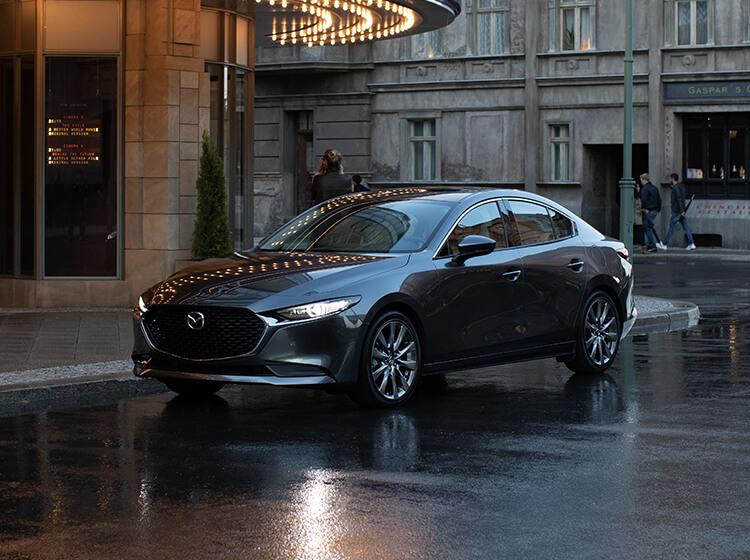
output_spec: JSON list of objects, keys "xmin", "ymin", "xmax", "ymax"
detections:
[{"xmin": 186, "ymin": 311, "xmax": 205, "ymax": 330}]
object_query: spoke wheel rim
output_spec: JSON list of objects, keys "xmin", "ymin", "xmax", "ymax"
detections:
[
  {"xmin": 369, "ymin": 319, "xmax": 418, "ymax": 401},
  {"xmin": 584, "ymin": 297, "xmax": 619, "ymax": 367}
]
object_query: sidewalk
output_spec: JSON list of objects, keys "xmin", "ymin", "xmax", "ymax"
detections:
[{"xmin": 632, "ymin": 245, "xmax": 750, "ymax": 261}]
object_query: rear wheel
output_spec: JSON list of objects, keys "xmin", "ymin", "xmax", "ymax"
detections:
[
  {"xmin": 565, "ymin": 291, "xmax": 621, "ymax": 375},
  {"xmin": 163, "ymin": 379, "xmax": 225, "ymax": 398},
  {"xmin": 352, "ymin": 311, "xmax": 421, "ymax": 407}
]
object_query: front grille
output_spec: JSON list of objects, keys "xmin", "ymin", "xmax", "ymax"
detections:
[{"xmin": 142, "ymin": 305, "xmax": 266, "ymax": 360}]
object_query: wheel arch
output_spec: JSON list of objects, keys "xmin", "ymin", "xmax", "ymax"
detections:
[
  {"xmin": 582, "ymin": 274, "xmax": 625, "ymax": 328},
  {"xmin": 356, "ymin": 295, "xmax": 426, "ymax": 363}
]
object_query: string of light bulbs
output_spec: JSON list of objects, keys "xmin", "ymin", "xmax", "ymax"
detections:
[{"xmin": 259, "ymin": 0, "xmax": 420, "ymax": 46}]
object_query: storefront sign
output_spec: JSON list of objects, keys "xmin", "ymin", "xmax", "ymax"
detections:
[
  {"xmin": 46, "ymin": 99, "xmax": 102, "ymax": 184},
  {"xmin": 693, "ymin": 201, "xmax": 750, "ymax": 218},
  {"xmin": 665, "ymin": 81, "xmax": 750, "ymax": 101}
]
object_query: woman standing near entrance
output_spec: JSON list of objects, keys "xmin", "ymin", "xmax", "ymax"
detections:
[{"xmin": 312, "ymin": 149, "xmax": 351, "ymax": 204}]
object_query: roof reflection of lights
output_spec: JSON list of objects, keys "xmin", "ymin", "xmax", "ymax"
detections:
[{"xmin": 265, "ymin": 0, "xmax": 419, "ymax": 46}]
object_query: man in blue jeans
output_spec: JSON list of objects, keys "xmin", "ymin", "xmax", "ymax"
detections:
[
  {"xmin": 657, "ymin": 173, "xmax": 697, "ymax": 250},
  {"xmin": 639, "ymin": 173, "xmax": 662, "ymax": 253}
]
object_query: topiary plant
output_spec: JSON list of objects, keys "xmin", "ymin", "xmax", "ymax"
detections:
[{"xmin": 192, "ymin": 131, "xmax": 232, "ymax": 260}]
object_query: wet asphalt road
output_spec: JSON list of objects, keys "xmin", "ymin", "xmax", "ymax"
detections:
[{"xmin": 1, "ymin": 258, "xmax": 749, "ymax": 560}]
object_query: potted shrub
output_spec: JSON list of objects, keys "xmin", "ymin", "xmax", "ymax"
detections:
[{"xmin": 192, "ymin": 131, "xmax": 232, "ymax": 260}]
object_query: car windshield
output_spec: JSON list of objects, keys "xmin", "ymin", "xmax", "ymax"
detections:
[{"xmin": 259, "ymin": 195, "xmax": 454, "ymax": 253}]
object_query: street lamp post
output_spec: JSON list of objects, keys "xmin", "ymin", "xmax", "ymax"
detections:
[{"xmin": 619, "ymin": 0, "xmax": 635, "ymax": 257}]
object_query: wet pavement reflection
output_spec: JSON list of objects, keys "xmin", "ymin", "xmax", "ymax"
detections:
[{"xmin": 1, "ymin": 258, "xmax": 749, "ymax": 559}]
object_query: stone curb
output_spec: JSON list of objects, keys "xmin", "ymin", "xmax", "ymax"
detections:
[
  {"xmin": 0, "ymin": 375, "xmax": 168, "ymax": 418},
  {"xmin": 630, "ymin": 297, "xmax": 701, "ymax": 336}
]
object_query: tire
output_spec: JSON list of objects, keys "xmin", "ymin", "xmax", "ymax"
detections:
[
  {"xmin": 163, "ymin": 378, "xmax": 225, "ymax": 398},
  {"xmin": 565, "ymin": 291, "xmax": 621, "ymax": 375},
  {"xmin": 352, "ymin": 311, "xmax": 422, "ymax": 407}
]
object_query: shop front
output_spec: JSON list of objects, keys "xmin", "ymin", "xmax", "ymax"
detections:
[{"xmin": 664, "ymin": 79, "xmax": 750, "ymax": 249}]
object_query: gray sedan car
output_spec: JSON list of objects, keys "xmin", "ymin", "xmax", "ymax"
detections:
[{"xmin": 132, "ymin": 188, "xmax": 635, "ymax": 407}]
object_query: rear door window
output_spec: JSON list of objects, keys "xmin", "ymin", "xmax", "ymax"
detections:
[
  {"xmin": 505, "ymin": 200, "xmax": 555, "ymax": 246},
  {"xmin": 549, "ymin": 208, "xmax": 575, "ymax": 239}
]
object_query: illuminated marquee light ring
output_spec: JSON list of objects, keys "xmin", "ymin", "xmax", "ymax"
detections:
[{"xmin": 262, "ymin": 0, "xmax": 419, "ymax": 46}]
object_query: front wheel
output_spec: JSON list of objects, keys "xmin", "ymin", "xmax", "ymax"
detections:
[
  {"xmin": 352, "ymin": 311, "xmax": 422, "ymax": 407},
  {"xmin": 565, "ymin": 291, "xmax": 621, "ymax": 375}
]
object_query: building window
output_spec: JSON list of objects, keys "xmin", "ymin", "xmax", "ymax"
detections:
[
  {"xmin": 44, "ymin": 57, "xmax": 118, "ymax": 278},
  {"xmin": 477, "ymin": 0, "xmax": 509, "ymax": 55},
  {"xmin": 412, "ymin": 31, "xmax": 438, "ymax": 58},
  {"xmin": 550, "ymin": 124, "xmax": 570, "ymax": 181},
  {"xmin": 411, "ymin": 119, "xmax": 437, "ymax": 181},
  {"xmin": 676, "ymin": 0, "xmax": 708, "ymax": 46},
  {"xmin": 1, "ymin": 56, "xmax": 35, "ymax": 278},
  {"xmin": 560, "ymin": 0, "xmax": 593, "ymax": 51},
  {"xmin": 683, "ymin": 113, "xmax": 750, "ymax": 199}
]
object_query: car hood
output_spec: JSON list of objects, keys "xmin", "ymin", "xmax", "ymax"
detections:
[{"xmin": 144, "ymin": 251, "xmax": 408, "ymax": 309}]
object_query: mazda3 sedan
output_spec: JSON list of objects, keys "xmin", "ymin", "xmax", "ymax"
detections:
[{"xmin": 132, "ymin": 188, "xmax": 636, "ymax": 407}]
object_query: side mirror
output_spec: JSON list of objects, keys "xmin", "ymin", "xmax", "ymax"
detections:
[{"xmin": 451, "ymin": 235, "xmax": 496, "ymax": 266}]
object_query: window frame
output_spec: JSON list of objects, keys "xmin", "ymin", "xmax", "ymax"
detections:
[
  {"xmin": 476, "ymin": 0, "xmax": 509, "ymax": 56},
  {"xmin": 550, "ymin": 0, "xmax": 596, "ymax": 53},
  {"xmin": 412, "ymin": 30, "xmax": 439, "ymax": 58},
  {"xmin": 549, "ymin": 122, "xmax": 571, "ymax": 182},
  {"xmin": 403, "ymin": 116, "xmax": 439, "ymax": 182},
  {"xmin": 665, "ymin": 0, "xmax": 712, "ymax": 47},
  {"xmin": 675, "ymin": 0, "xmax": 709, "ymax": 46}
]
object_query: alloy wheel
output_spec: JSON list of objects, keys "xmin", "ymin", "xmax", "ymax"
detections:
[
  {"xmin": 584, "ymin": 296, "xmax": 620, "ymax": 367},
  {"xmin": 368, "ymin": 318, "xmax": 418, "ymax": 401}
]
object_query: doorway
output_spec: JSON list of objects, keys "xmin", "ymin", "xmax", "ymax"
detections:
[{"xmin": 583, "ymin": 144, "xmax": 648, "ymax": 238}]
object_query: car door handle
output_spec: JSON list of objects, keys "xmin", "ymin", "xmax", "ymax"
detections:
[
  {"xmin": 502, "ymin": 269, "xmax": 521, "ymax": 282},
  {"xmin": 566, "ymin": 260, "xmax": 585, "ymax": 273}
]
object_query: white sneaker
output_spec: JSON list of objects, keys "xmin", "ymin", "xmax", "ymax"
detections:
[
  {"xmin": 656, "ymin": 242, "xmax": 667, "ymax": 250},
  {"xmin": 686, "ymin": 243, "xmax": 696, "ymax": 250}
]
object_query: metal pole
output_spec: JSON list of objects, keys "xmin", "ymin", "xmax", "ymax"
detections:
[{"xmin": 618, "ymin": 0, "xmax": 635, "ymax": 257}]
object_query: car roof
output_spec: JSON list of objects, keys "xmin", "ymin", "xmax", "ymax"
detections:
[{"xmin": 334, "ymin": 187, "xmax": 569, "ymax": 211}]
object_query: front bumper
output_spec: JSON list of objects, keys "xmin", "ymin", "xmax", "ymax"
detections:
[
  {"xmin": 131, "ymin": 305, "xmax": 364, "ymax": 387},
  {"xmin": 133, "ymin": 366, "xmax": 336, "ymax": 387}
]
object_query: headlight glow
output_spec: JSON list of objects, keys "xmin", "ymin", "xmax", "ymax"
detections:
[
  {"xmin": 276, "ymin": 297, "xmax": 361, "ymax": 321},
  {"xmin": 138, "ymin": 295, "xmax": 149, "ymax": 313}
]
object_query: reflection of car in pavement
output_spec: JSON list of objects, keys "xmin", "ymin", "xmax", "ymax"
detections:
[{"xmin": 132, "ymin": 188, "xmax": 636, "ymax": 407}]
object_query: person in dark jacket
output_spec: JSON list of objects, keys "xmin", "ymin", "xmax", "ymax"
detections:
[
  {"xmin": 658, "ymin": 173, "xmax": 696, "ymax": 250},
  {"xmin": 311, "ymin": 149, "xmax": 351, "ymax": 204},
  {"xmin": 639, "ymin": 173, "xmax": 662, "ymax": 253},
  {"xmin": 351, "ymin": 174, "xmax": 369, "ymax": 193}
]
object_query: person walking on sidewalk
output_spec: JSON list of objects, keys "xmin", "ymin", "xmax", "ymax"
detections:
[
  {"xmin": 657, "ymin": 173, "xmax": 697, "ymax": 250},
  {"xmin": 640, "ymin": 173, "xmax": 662, "ymax": 253}
]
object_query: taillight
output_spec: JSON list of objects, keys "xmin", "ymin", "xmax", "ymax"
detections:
[{"xmin": 616, "ymin": 247, "xmax": 629, "ymax": 260}]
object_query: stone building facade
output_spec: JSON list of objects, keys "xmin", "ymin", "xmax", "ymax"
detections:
[
  {"xmin": 0, "ymin": 0, "xmax": 457, "ymax": 308},
  {"xmin": 255, "ymin": 0, "xmax": 750, "ymax": 248}
]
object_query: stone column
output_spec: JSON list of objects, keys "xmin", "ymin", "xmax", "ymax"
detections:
[{"xmin": 124, "ymin": 0, "xmax": 210, "ymax": 301}]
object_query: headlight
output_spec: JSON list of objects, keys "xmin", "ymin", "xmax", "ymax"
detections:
[
  {"xmin": 275, "ymin": 297, "xmax": 361, "ymax": 321},
  {"xmin": 138, "ymin": 295, "xmax": 149, "ymax": 313}
]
